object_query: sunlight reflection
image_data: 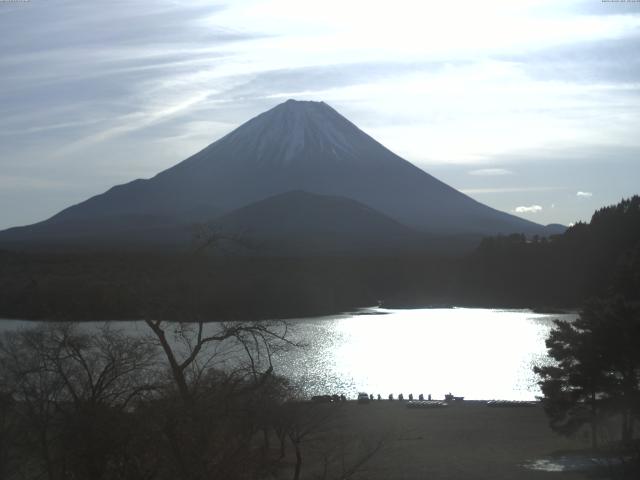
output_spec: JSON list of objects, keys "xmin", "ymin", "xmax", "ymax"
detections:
[{"xmin": 275, "ymin": 308, "xmax": 574, "ymax": 400}]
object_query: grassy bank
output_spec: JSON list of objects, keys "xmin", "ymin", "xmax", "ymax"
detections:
[{"xmin": 285, "ymin": 401, "xmax": 594, "ymax": 480}]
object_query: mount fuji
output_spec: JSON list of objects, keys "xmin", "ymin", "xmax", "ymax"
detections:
[{"xmin": 0, "ymin": 100, "xmax": 561, "ymax": 252}]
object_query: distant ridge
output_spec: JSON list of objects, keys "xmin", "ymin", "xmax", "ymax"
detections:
[
  {"xmin": 0, "ymin": 99, "xmax": 560, "ymax": 252},
  {"xmin": 214, "ymin": 190, "xmax": 427, "ymax": 255}
]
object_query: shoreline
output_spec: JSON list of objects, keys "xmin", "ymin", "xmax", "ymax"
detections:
[{"xmin": 0, "ymin": 304, "xmax": 579, "ymax": 323}]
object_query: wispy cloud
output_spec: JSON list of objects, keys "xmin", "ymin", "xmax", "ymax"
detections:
[
  {"xmin": 514, "ymin": 205, "xmax": 543, "ymax": 213},
  {"xmin": 54, "ymin": 90, "xmax": 212, "ymax": 157},
  {"xmin": 468, "ymin": 168, "xmax": 513, "ymax": 176},
  {"xmin": 577, "ymin": 191, "xmax": 593, "ymax": 197},
  {"xmin": 0, "ymin": 0, "xmax": 639, "ymax": 230}
]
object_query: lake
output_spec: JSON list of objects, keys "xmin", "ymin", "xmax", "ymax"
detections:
[{"xmin": 0, "ymin": 307, "xmax": 575, "ymax": 401}]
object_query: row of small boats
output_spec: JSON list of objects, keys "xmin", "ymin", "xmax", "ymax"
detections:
[
  {"xmin": 486, "ymin": 400, "xmax": 538, "ymax": 407},
  {"xmin": 406, "ymin": 399, "xmax": 539, "ymax": 408}
]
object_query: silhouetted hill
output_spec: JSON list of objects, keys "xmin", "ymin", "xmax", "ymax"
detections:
[
  {"xmin": 214, "ymin": 190, "xmax": 427, "ymax": 255},
  {"xmin": 542, "ymin": 223, "xmax": 567, "ymax": 236}
]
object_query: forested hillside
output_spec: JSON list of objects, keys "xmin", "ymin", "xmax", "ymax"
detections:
[
  {"xmin": 0, "ymin": 197, "xmax": 638, "ymax": 321},
  {"xmin": 461, "ymin": 196, "xmax": 640, "ymax": 307}
]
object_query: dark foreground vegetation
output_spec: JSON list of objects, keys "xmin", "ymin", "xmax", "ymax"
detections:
[
  {"xmin": 0, "ymin": 320, "xmax": 387, "ymax": 480},
  {"xmin": 0, "ymin": 196, "xmax": 638, "ymax": 321}
]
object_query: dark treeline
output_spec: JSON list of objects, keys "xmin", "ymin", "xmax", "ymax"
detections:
[
  {"xmin": 0, "ymin": 196, "xmax": 638, "ymax": 321},
  {"xmin": 462, "ymin": 195, "xmax": 640, "ymax": 307},
  {"xmin": 0, "ymin": 251, "xmax": 458, "ymax": 321}
]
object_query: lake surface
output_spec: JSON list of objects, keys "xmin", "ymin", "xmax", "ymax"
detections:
[{"xmin": 0, "ymin": 307, "xmax": 575, "ymax": 401}]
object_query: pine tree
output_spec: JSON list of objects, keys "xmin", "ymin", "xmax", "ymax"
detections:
[{"xmin": 535, "ymin": 297, "xmax": 640, "ymax": 448}]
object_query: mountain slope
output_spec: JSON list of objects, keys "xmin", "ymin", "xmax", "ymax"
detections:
[
  {"xmin": 0, "ymin": 99, "xmax": 552, "ymax": 250},
  {"xmin": 214, "ymin": 190, "xmax": 427, "ymax": 254}
]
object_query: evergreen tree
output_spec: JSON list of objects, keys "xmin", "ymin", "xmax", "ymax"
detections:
[{"xmin": 535, "ymin": 297, "xmax": 640, "ymax": 448}]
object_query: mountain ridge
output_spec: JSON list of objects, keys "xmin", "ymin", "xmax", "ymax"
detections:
[{"xmin": 0, "ymin": 99, "xmax": 562, "ymax": 251}]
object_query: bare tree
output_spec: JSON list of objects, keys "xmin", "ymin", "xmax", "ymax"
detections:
[
  {"xmin": 0, "ymin": 323, "xmax": 158, "ymax": 480},
  {"xmin": 143, "ymin": 318, "xmax": 296, "ymax": 405},
  {"xmin": 273, "ymin": 399, "xmax": 387, "ymax": 480},
  {"xmin": 141, "ymin": 319, "xmax": 299, "ymax": 478},
  {"xmin": 0, "ymin": 388, "xmax": 18, "ymax": 479},
  {"xmin": 282, "ymin": 401, "xmax": 340, "ymax": 480}
]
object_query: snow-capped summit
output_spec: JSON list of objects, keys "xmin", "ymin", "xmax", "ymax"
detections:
[
  {"xmin": 220, "ymin": 100, "xmax": 361, "ymax": 166},
  {"xmin": 180, "ymin": 99, "xmax": 398, "ymax": 170}
]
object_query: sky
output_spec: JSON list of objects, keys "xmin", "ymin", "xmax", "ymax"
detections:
[{"xmin": 1, "ymin": 0, "xmax": 639, "ymax": 229}]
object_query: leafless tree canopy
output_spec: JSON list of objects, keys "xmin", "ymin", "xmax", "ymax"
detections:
[{"xmin": 0, "ymin": 320, "xmax": 381, "ymax": 480}]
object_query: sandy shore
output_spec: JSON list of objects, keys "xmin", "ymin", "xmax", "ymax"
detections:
[{"xmin": 287, "ymin": 400, "xmax": 593, "ymax": 480}]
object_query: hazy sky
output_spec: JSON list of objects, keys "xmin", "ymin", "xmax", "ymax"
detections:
[{"xmin": 1, "ymin": 0, "xmax": 639, "ymax": 229}]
